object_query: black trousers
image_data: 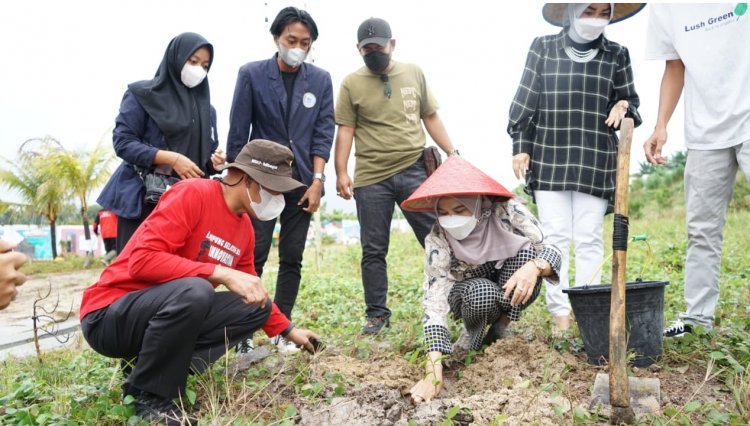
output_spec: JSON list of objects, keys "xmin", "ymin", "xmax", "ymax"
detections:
[
  {"xmin": 251, "ymin": 187, "xmax": 311, "ymax": 321},
  {"xmin": 103, "ymin": 238, "xmax": 116, "ymax": 253},
  {"xmin": 81, "ymin": 278, "xmax": 271, "ymax": 399},
  {"xmin": 116, "ymin": 202, "xmax": 155, "ymax": 254}
]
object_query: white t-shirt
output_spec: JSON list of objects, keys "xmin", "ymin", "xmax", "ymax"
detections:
[{"xmin": 646, "ymin": 3, "xmax": 750, "ymax": 149}]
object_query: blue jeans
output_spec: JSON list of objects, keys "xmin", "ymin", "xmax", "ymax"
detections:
[{"xmin": 354, "ymin": 158, "xmax": 436, "ymax": 318}]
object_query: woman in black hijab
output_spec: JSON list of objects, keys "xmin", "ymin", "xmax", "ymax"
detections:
[{"xmin": 97, "ymin": 32, "xmax": 226, "ymax": 253}]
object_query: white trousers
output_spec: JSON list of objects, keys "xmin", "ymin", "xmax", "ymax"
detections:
[
  {"xmin": 535, "ymin": 190, "xmax": 608, "ymax": 317},
  {"xmin": 681, "ymin": 142, "xmax": 750, "ymax": 328}
]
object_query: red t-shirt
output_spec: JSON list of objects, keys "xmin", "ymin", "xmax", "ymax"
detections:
[
  {"xmin": 79, "ymin": 179, "xmax": 290, "ymax": 336},
  {"xmin": 96, "ymin": 210, "xmax": 118, "ymax": 239}
]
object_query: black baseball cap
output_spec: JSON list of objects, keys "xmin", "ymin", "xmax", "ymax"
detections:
[
  {"xmin": 357, "ymin": 17, "xmax": 391, "ymax": 49},
  {"xmin": 217, "ymin": 139, "xmax": 306, "ymax": 192}
]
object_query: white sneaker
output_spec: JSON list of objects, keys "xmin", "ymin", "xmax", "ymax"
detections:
[
  {"xmin": 272, "ymin": 335, "xmax": 301, "ymax": 354},
  {"xmin": 235, "ymin": 338, "xmax": 255, "ymax": 354}
]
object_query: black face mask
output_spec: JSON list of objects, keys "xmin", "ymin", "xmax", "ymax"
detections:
[{"xmin": 363, "ymin": 51, "xmax": 391, "ymax": 73}]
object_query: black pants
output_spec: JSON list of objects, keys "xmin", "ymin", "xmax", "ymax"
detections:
[
  {"xmin": 251, "ymin": 187, "xmax": 311, "ymax": 321},
  {"xmin": 353, "ymin": 159, "xmax": 435, "ymax": 318},
  {"xmin": 81, "ymin": 278, "xmax": 271, "ymax": 399},
  {"xmin": 116, "ymin": 202, "xmax": 155, "ymax": 253},
  {"xmin": 103, "ymin": 238, "xmax": 116, "ymax": 253}
]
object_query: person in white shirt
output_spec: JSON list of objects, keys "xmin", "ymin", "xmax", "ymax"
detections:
[{"xmin": 643, "ymin": 3, "xmax": 750, "ymax": 337}]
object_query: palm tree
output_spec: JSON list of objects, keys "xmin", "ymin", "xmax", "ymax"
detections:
[
  {"xmin": 46, "ymin": 139, "xmax": 114, "ymax": 265},
  {"xmin": 0, "ymin": 137, "xmax": 68, "ymax": 259}
]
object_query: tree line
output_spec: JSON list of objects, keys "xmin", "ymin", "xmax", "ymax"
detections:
[{"xmin": 0, "ymin": 136, "xmax": 114, "ymax": 260}]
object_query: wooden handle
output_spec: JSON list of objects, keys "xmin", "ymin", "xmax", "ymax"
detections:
[{"xmin": 609, "ymin": 118, "xmax": 634, "ymax": 414}]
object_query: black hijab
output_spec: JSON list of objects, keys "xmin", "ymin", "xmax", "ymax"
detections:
[{"xmin": 128, "ymin": 32, "xmax": 214, "ymax": 172}]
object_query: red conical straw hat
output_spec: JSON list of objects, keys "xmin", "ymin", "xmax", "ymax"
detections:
[{"xmin": 401, "ymin": 155, "xmax": 515, "ymax": 212}]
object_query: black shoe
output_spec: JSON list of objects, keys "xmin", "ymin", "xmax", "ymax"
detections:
[
  {"xmin": 362, "ymin": 316, "xmax": 390, "ymax": 334},
  {"xmin": 134, "ymin": 391, "xmax": 196, "ymax": 425},
  {"xmin": 482, "ymin": 321, "xmax": 509, "ymax": 346},
  {"xmin": 121, "ymin": 381, "xmax": 140, "ymax": 400},
  {"xmin": 663, "ymin": 321, "xmax": 693, "ymax": 338}
]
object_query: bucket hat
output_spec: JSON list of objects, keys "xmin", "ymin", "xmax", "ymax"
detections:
[
  {"xmin": 217, "ymin": 139, "xmax": 306, "ymax": 192},
  {"xmin": 401, "ymin": 155, "xmax": 514, "ymax": 212}
]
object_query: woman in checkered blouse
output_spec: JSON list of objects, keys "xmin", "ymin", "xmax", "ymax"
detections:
[
  {"xmin": 507, "ymin": 3, "xmax": 644, "ymax": 332},
  {"xmin": 401, "ymin": 156, "xmax": 562, "ymax": 403}
]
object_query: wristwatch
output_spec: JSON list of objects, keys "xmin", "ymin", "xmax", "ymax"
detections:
[
  {"xmin": 313, "ymin": 172, "xmax": 326, "ymax": 183},
  {"xmin": 531, "ymin": 258, "xmax": 547, "ymax": 274}
]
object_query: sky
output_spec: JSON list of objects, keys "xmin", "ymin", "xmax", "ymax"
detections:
[{"xmin": 1, "ymin": 1, "xmax": 690, "ymax": 213}]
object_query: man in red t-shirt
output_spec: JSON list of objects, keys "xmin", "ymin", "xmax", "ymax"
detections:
[
  {"xmin": 80, "ymin": 140, "xmax": 320, "ymax": 424},
  {"xmin": 93, "ymin": 208, "xmax": 118, "ymax": 263}
]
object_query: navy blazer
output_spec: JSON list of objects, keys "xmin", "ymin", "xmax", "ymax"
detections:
[
  {"xmin": 226, "ymin": 55, "xmax": 334, "ymax": 186},
  {"xmin": 97, "ymin": 89, "xmax": 218, "ymax": 219}
]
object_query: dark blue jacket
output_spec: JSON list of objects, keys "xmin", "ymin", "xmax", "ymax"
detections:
[
  {"xmin": 97, "ymin": 89, "xmax": 218, "ymax": 219},
  {"xmin": 226, "ymin": 55, "xmax": 334, "ymax": 186}
]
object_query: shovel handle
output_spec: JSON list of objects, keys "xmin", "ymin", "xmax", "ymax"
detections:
[{"xmin": 609, "ymin": 118, "xmax": 635, "ymax": 416}]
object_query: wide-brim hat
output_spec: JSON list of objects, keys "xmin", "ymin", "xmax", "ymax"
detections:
[
  {"xmin": 217, "ymin": 139, "xmax": 306, "ymax": 193},
  {"xmin": 543, "ymin": 3, "xmax": 646, "ymax": 27},
  {"xmin": 401, "ymin": 155, "xmax": 515, "ymax": 212}
]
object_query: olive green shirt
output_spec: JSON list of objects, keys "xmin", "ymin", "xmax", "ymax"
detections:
[{"xmin": 335, "ymin": 62, "xmax": 439, "ymax": 188}]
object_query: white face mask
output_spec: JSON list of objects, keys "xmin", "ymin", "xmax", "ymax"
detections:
[
  {"xmin": 247, "ymin": 185, "xmax": 285, "ymax": 221},
  {"xmin": 438, "ymin": 215, "xmax": 478, "ymax": 240},
  {"xmin": 573, "ymin": 18, "xmax": 609, "ymax": 41},
  {"xmin": 278, "ymin": 43, "xmax": 308, "ymax": 68},
  {"xmin": 180, "ymin": 63, "xmax": 207, "ymax": 88}
]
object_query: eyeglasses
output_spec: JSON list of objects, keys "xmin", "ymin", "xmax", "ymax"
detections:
[{"xmin": 380, "ymin": 75, "xmax": 391, "ymax": 99}]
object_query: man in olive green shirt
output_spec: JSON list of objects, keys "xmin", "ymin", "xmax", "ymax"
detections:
[{"xmin": 334, "ymin": 17, "xmax": 456, "ymax": 334}]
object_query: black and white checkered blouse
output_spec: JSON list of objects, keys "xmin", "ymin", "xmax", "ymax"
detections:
[
  {"xmin": 422, "ymin": 199, "xmax": 562, "ymax": 354},
  {"xmin": 507, "ymin": 31, "xmax": 642, "ymax": 201}
]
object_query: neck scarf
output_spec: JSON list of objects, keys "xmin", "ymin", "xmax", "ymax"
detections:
[
  {"xmin": 128, "ymin": 32, "xmax": 214, "ymax": 172},
  {"xmin": 440, "ymin": 196, "xmax": 531, "ymax": 265}
]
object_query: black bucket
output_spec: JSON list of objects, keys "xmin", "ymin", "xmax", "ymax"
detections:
[{"xmin": 562, "ymin": 280, "xmax": 668, "ymax": 367}]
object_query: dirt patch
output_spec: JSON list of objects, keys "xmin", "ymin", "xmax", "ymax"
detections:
[{"xmin": 296, "ymin": 334, "xmax": 734, "ymax": 425}]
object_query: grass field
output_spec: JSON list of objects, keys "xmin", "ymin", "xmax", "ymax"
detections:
[{"xmin": 2, "ymin": 204, "xmax": 749, "ymax": 425}]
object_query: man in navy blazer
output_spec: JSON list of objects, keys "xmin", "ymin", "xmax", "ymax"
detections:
[{"xmin": 226, "ymin": 6, "xmax": 334, "ymax": 353}]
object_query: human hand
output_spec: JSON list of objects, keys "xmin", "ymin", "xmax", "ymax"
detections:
[
  {"xmin": 335, "ymin": 173, "xmax": 353, "ymax": 200},
  {"xmin": 643, "ymin": 127, "xmax": 668, "ymax": 165},
  {"xmin": 211, "ymin": 265, "xmax": 268, "ymax": 307},
  {"xmin": 410, "ymin": 363, "xmax": 443, "ymax": 403},
  {"xmin": 285, "ymin": 327, "xmax": 322, "ymax": 353},
  {"xmin": 512, "ymin": 153, "xmax": 530, "ymax": 180},
  {"xmin": 210, "ymin": 148, "xmax": 226, "ymax": 170},
  {"xmin": 299, "ymin": 180, "xmax": 323, "ymax": 213},
  {"xmin": 605, "ymin": 100, "xmax": 629, "ymax": 128},
  {"xmin": 0, "ymin": 241, "xmax": 28, "ymax": 310},
  {"xmin": 172, "ymin": 153, "xmax": 204, "ymax": 180},
  {"xmin": 503, "ymin": 261, "xmax": 539, "ymax": 306}
]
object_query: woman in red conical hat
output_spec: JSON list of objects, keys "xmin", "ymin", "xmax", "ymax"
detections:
[{"xmin": 401, "ymin": 156, "xmax": 562, "ymax": 404}]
